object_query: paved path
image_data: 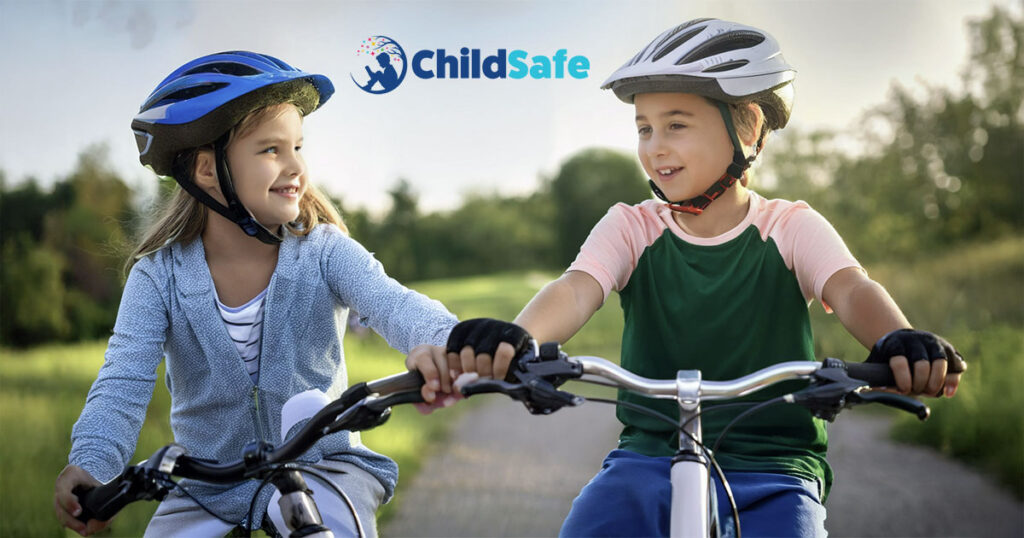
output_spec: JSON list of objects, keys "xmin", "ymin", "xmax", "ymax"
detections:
[{"xmin": 383, "ymin": 398, "xmax": 1023, "ymax": 537}]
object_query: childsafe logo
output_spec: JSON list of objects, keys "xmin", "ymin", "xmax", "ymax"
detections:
[{"xmin": 351, "ymin": 35, "xmax": 589, "ymax": 95}]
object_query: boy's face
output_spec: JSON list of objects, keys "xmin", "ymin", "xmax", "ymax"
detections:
[
  {"xmin": 226, "ymin": 105, "xmax": 307, "ymax": 228},
  {"xmin": 634, "ymin": 92, "xmax": 734, "ymax": 202}
]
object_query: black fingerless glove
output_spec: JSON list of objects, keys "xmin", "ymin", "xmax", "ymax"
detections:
[
  {"xmin": 446, "ymin": 318, "xmax": 533, "ymax": 381},
  {"xmin": 865, "ymin": 328, "xmax": 966, "ymax": 374}
]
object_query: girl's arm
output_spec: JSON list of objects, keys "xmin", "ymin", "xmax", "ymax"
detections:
[
  {"xmin": 57, "ymin": 261, "xmax": 168, "ymax": 534},
  {"xmin": 451, "ymin": 271, "xmax": 604, "ymax": 380},
  {"xmin": 822, "ymin": 267, "xmax": 962, "ymax": 397}
]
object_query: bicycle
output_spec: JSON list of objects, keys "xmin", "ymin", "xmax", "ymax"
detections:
[
  {"xmin": 453, "ymin": 341, "xmax": 929, "ymax": 538},
  {"xmin": 72, "ymin": 370, "xmax": 428, "ymax": 538},
  {"xmin": 75, "ymin": 342, "xmax": 928, "ymax": 538}
]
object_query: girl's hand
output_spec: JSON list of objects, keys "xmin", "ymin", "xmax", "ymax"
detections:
[
  {"xmin": 405, "ymin": 344, "xmax": 463, "ymax": 414},
  {"xmin": 866, "ymin": 329, "xmax": 966, "ymax": 397},
  {"xmin": 54, "ymin": 464, "xmax": 110, "ymax": 536}
]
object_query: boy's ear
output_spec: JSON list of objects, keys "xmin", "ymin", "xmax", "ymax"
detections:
[{"xmin": 740, "ymin": 103, "xmax": 766, "ymax": 147}]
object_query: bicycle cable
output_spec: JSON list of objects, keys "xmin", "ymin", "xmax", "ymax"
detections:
[
  {"xmin": 585, "ymin": 396, "xmax": 742, "ymax": 537},
  {"xmin": 710, "ymin": 396, "xmax": 788, "ymax": 457},
  {"xmin": 170, "ymin": 481, "xmax": 239, "ymax": 527},
  {"xmin": 679, "ymin": 402, "xmax": 764, "ymax": 434}
]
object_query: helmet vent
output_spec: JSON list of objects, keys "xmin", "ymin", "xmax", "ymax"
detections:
[
  {"xmin": 180, "ymin": 61, "xmax": 262, "ymax": 77},
  {"xmin": 702, "ymin": 59, "xmax": 750, "ymax": 72},
  {"xmin": 140, "ymin": 82, "xmax": 229, "ymax": 112},
  {"xmin": 650, "ymin": 26, "xmax": 708, "ymax": 62},
  {"xmin": 677, "ymin": 31, "xmax": 766, "ymax": 64}
]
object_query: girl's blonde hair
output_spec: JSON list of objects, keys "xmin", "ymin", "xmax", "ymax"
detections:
[{"xmin": 127, "ymin": 103, "xmax": 346, "ymax": 271}]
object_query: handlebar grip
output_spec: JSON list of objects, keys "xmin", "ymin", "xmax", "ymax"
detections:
[
  {"xmin": 72, "ymin": 478, "xmax": 130, "ymax": 523},
  {"xmin": 844, "ymin": 362, "xmax": 896, "ymax": 387},
  {"xmin": 366, "ymin": 369, "xmax": 425, "ymax": 395}
]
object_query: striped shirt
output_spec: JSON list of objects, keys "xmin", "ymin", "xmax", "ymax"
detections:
[{"xmin": 215, "ymin": 287, "xmax": 268, "ymax": 384}]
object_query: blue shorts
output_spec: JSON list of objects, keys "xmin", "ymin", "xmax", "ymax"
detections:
[{"xmin": 560, "ymin": 449, "xmax": 827, "ymax": 538}]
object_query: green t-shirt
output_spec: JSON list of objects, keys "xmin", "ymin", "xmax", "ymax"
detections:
[{"xmin": 567, "ymin": 193, "xmax": 861, "ymax": 497}]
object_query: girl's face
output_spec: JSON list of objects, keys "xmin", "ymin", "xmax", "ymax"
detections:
[
  {"xmin": 634, "ymin": 92, "xmax": 734, "ymax": 202},
  {"xmin": 226, "ymin": 105, "xmax": 307, "ymax": 229}
]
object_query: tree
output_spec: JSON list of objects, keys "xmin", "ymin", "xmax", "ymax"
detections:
[
  {"xmin": 546, "ymin": 148, "xmax": 650, "ymax": 266},
  {"xmin": 762, "ymin": 6, "xmax": 1023, "ymax": 262}
]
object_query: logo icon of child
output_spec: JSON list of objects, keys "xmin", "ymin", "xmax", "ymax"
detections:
[{"xmin": 351, "ymin": 36, "xmax": 407, "ymax": 94}]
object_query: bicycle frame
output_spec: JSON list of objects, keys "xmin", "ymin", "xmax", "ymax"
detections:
[{"xmin": 569, "ymin": 356, "xmax": 895, "ymax": 538}]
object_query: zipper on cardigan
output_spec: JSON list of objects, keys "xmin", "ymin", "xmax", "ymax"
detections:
[{"xmin": 251, "ymin": 385, "xmax": 266, "ymax": 441}]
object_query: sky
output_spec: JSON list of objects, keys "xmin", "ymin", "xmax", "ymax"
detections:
[{"xmin": 0, "ymin": 0, "xmax": 1017, "ymax": 213}]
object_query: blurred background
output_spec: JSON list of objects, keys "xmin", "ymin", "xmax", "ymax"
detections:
[{"xmin": 1, "ymin": 1, "xmax": 1020, "ymax": 535}]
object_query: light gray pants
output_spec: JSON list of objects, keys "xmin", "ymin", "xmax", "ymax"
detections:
[{"xmin": 143, "ymin": 460, "xmax": 385, "ymax": 537}]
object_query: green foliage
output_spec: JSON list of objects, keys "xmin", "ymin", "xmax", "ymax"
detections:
[
  {"xmin": 1, "ymin": 144, "xmax": 135, "ymax": 347},
  {"xmin": 351, "ymin": 183, "xmax": 561, "ymax": 282},
  {"xmin": 891, "ymin": 324, "xmax": 1023, "ymax": 499},
  {"xmin": 804, "ymin": 237, "xmax": 1024, "ymax": 498},
  {"xmin": 761, "ymin": 6, "xmax": 1023, "ymax": 263},
  {"xmin": 0, "ymin": 236, "xmax": 70, "ymax": 342},
  {"xmin": 546, "ymin": 148, "xmax": 650, "ymax": 266}
]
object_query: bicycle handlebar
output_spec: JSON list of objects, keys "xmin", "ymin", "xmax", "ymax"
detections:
[
  {"xmin": 571, "ymin": 356, "xmax": 897, "ymax": 399},
  {"xmin": 73, "ymin": 370, "xmax": 427, "ymax": 524},
  {"xmin": 72, "ymin": 346, "xmax": 917, "ymax": 525},
  {"xmin": 463, "ymin": 342, "xmax": 926, "ymax": 421}
]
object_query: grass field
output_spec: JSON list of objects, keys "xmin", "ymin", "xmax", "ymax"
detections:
[{"xmin": 3, "ymin": 238, "xmax": 1020, "ymax": 536}]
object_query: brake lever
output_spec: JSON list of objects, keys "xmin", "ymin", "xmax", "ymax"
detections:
[
  {"xmin": 459, "ymin": 377, "xmax": 583, "ymax": 415},
  {"xmin": 793, "ymin": 362, "xmax": 931, "ymax": 421},
  {"xmin": 847, "ymin": 391, "xmax": 930, "ymax": 421}
]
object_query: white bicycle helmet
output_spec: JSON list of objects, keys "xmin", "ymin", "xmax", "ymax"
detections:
[
  {"xmin": 602, "ymin": 18, "xmax": 796, "ymax": 214},
  {"xmin": 602, "ymin": 18, "xmax": 795, "ymax": 130}
]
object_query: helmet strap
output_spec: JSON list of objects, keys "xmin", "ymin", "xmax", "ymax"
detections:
[
  {"xmin": 212, "ymin": 134, "xmax": 284, "ymax": 244},
  {"xmin": 169, "ymin": 135, "xmax": 284, "ymax": 245},
  {"xmin": 651, "ymin": 100, "xmax": 753, "ymax": 215}
]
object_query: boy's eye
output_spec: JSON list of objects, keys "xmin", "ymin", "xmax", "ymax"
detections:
[
  {"xmin": 294, "ymin": 145, "xmax": 302, "ymax": 152},
  {"xmin": 637, "ymin": 126, "xmax": 652, "ymax": 136},
  {"xmin": 669, "ymin": 122, "xmax": 687, "ymax": 130},
  {"xmin": 261, "ymin": 146, "xmax": 278, "ymax": 154}
]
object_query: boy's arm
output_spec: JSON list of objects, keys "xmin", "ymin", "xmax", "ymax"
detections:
[
  {"xmin": 515, "ymin": 271, "xmax": 605, "ymax": 344},
  {"xmin": 822, "ymin": 267, "xmax": 962, "ymax": 397},
  {"xmin": 448, "ymin": 271, "xmax": 605, "ymax": 380}
]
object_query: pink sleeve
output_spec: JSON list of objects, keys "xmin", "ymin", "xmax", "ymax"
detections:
[
  {"xmin": 567, "ymin": 203, "xmax": 654, "ymax": 301},
  {"xmin": 770, "ymin": 204, "xmax": 862, "ymax": 310}
]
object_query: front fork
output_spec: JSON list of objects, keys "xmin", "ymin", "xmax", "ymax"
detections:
[
  {"xmin": 270, "ymin": 470, "xmax": 334, "ymax": 538},
  {"xmin": 669, "ymin": 370, "xmax": 717, "ymax": 538}
]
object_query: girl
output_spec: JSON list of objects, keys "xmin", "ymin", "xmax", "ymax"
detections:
[
  {"xmin": 53, "ymin": 51, "xmax": 459, "ymax": 537},
  {"xmin": 445, "ymin": 19, "xmax": 966, "ymax": 537}
]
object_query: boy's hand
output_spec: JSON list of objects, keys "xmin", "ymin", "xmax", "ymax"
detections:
[
  {"xmin": 54, "ymin": 464, "xmax": 110, "ymax": 536},
  {"xmin": 405, "ymin": 344, "xmax": 462, "ymax": 414},
  {"xmin": 445, "ymin": 318, "xmax": 533, "ymax": 381},
  {"xmin": 866, "ymin": 329, "xmax": 966, "ymax": 397}
]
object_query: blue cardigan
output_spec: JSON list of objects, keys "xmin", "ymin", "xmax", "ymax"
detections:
[{"xmin": 69, "ymin": 224, "xmax": 457, "ymax": 526}]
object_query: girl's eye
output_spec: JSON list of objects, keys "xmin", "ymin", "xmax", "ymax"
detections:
[
  {"xmin": 637, "ymin": 126, "xmax": 652, "ymax": 136},
  {"xmin": 294, "ymin": 146, "xmax": 302, "ymax": 152},
  {"xmin": 261, "ymin": 146, "xmax": 278, "ymax": 154},
  {"xmin": 669, "ymin": 123, "xmax": 687, "ymax": 130}
]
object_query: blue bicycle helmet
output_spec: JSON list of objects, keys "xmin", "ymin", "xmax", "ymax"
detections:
[
  {"xmin": 131, "ymin": 51, "xmax": 334, "ymax": 243},
  {"xmin": 133, "ymin": 51, "xmax": 333, "ymax": 176}
]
